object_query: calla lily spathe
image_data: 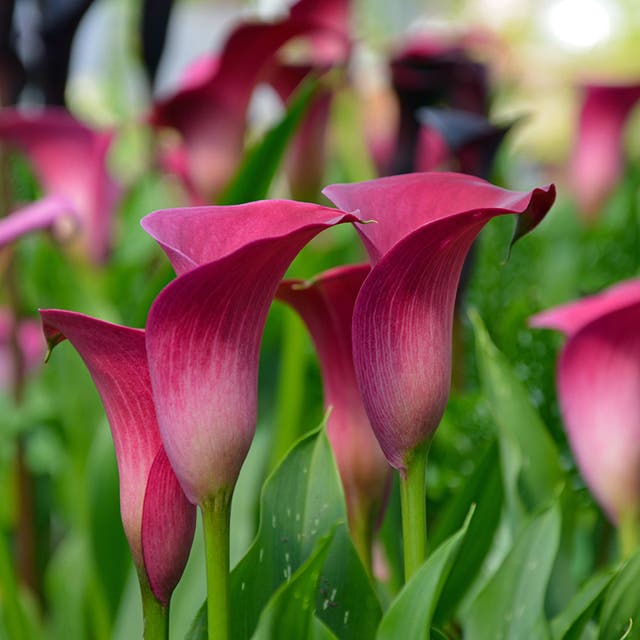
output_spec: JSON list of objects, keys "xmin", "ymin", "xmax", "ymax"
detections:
[
  {"xmin": 140, "ymin": 200, "xmax": 361, "ymax": 505},
  {"xmin": 39, "ymin": 311, "xmax": 195, "ymax": 606},
  {"xmin": 569, "ymin": 83, "xmax": 640, "ymax": 219},
  {"xmin": 150, "ymin": 0, "xmax": 349, "ymax": 202},
  {"xmin": 530, "ymin": 280, "xmax": 640, "ymax": 525},
  {"xmin": 0, "ymin": 108, "xmax": 120, "ymax": 263},
  {"xmin": 277, "ymin": 265, "xmax": 391, "ymax": 550},
  {"xmin": 324, "ymin": 172, "xmax": 556, "ymax": 471}
]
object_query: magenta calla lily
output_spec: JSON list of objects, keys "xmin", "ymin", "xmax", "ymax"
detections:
[
  {"xmin": 570, "ymin": 83, "xmax": 640, "ymax": 219},
  {"xmin": 277, "ymin": 264, "xmax": 391, "ymax": 558},
  {"xmin": 530, "ymin": 280, "xmax": 640, "ymax": 528},
  {"xmin": 0, "ymin": 108, "xmax": 120, "ymax": 263},
  {"xmin": 323, "ymin": 172, "xmax": 555, "ymax": 471},
  {"xmin": 39, "ymin": 311, "xmax": 196, "ymax": 606},
  {"xmin": 0, "ymin": 195, "xmax": 76, "ymax": 250},
  {"xmin": 141, "ymin": 200, "xmax": 360, "ymax": 505},
  {"xmin": 150, "ymin": 0, "xmax": 349, "ymax": 202}
]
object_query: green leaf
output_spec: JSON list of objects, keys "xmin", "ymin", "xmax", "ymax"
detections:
[
  {"xmin": 550, "ymin": 570, "xmax": 614, "ymax": 640},
  {"xmin": 252, "ymin": 531, "xmax": 334, "ymax": 640},
  {"xmin": 599, "ymin": 548, "xmax": 640, "ymax": 640},
  {"xmin": 463, "ymin": 504, "xmax": 561, "ymax": 640},
  {"xmin": 218, "ymin": 75, "xmax": 318, "ymax": 205},
  {"xmin": 376, "ymin": 508, "xmax": 473, "ymax": 640},
  {"xmin": 316, "ymin": 525, "xmax": 382, "ymax": 639},
  {"xmin": 432, "ymin": 440, "xmax": 503, "ymax": 625},
  {"xmin": 187, "ymin": 427, "xmax": 375, "ymax": 640},
  {"xmin": 470, "ymin": 309, "xmax": 564, "ymax": 520}
]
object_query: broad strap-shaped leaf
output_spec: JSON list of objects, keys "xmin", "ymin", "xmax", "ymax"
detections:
[
  {"xmin": 599, "ymin": 548, "xmax": 640, "ymax": 640},
  {"xmin": 277, "ymin": 264, "xmax": 391, "ymax": 539},
  {"xmin": 471, "ymin": 310, "xmax": 564, "ymax": 518},
  {"xmin": 0, "ymin": 108, "xmax": 120, "ymax": 263},
  {"xmin": 463, "ymin": 504, "xmax": 561, "ymax": 640},
  {"xmin": 39, "ymin": 310, "xmax": 195, "ymax": 602},
  {"xmin": 531, "ymin": 282, "xmax": 640, "ymax": 522},
  {"xmin": 323, "ymin": 174, "xmax": 555, "ymax": 470},
  {"xmin": 143, "ymin": 203, "xmax": 360, "ymax": 504},
  {"xmin": 252, "ymin": 532, "xmax": 335, "ymax": 640},
  {"xmin": 0, "ymin": 195, "xmax": 76, "ymax": 249},
  {"xmin": 186, "ymin": 429, "xmax": 381, "ymax": 640},
  {"xmin": 550, "ymin": 570, "xmax": 614, "ymax": 640},
  {"xmin": 376, "ymin": 508, "xmax": 473, "ymax": 640}
]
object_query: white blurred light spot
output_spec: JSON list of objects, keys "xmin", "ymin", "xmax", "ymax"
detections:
[{"xmin": 544, "ymin": 0, "xmax": 614, "ymax": 49}]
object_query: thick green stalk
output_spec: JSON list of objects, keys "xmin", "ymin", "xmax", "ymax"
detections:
[
  {"xmin": 399, "ymin": 442, "xmax": 429, "ymax": 582},
  {"xmin": 618, "ymin": 509, "xmax": 640, "ymax": 559},
  {"xmin": 348, "ymin": 501, "xmax": 374, "ymax": 577},
  {"xmin": 139, "ymin": 575, "xmax": 169, "ymax": 640},
  {"xmin": 201, "ymin": 488, "xmax": 233, "ymax": 640}
]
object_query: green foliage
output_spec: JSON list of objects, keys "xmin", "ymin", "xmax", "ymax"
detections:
[
  {"xmin": 187, "ymin": 428, "xmax": 381, "ymax": 640},
  {"xmin": 377, "ymin": 509, "xmax": 472, "ymax": 640},
  {"xmin": 463, "ymin": 505, "xmax": 562, "ymax": 640}
]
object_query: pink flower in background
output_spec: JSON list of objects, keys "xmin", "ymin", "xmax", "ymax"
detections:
[
  {"xmin": 140, "ymin": 200, "xmax": 360, "ymax": 505},
  {"xmin": 0, "ymin": 195, "xmax": 76, "ymax": 250},
  {"xmin": 150, "ymin": 0, "xmax": 350, "ymax": 202},
  {"xmin": 569, "ymin": 83, "xmax": 640, "ymax": 220},
  {"xmin": 530, "ymin": 280, "xmax": 640, "ymax": 525},
  {"xmin": 40, "ymin": 311, "xmax": 196, "ymax": 605},
  {"xmin": 277, "ymin": 264, "xmax": 391, "ymax": 554},
  {"xmin": 0, "ymin": 312, "xmax": 45, "ymax": 391},
  {"xmin": 0, "ymin": 108, "xmax": 120, "ymax": 264},
  {"xmin": 324, "ymin": 173, "xmax": 555, "ymax": 472}
]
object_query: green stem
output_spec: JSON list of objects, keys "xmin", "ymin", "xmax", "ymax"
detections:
[
  {"xmin": 618, "ymin": 509, "xmax": 640, "ymax": 559},
  {"xmin": 348, "ymin": 502, "xmax": 374, "ymax": 577},
  {"xmin": 139, "ymin": 575, "xmax": 169, "ymax": 640},
  {"xmin": 399, "ymin": 442, "xmax": 429, "ymax": 582},
  {"xmin": 202, "ymin": 489, "xmax": 233, "ymax": 640}
]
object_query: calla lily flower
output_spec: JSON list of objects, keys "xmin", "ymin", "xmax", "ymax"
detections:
[
  {"xmin": 39, "ymin": 311, "xmax": 196, "ymax": 607},
  {"xmin": 0, "ymin": 108, "xmax": 120, "ymax": 263},
  {"xmin": 0, "ymin": 195, "xmax": 76, "ymax": 250},
  {"xmin": 150, "ymin": 0, "xmax": 349, "ymax": 202},
  {"xmin": 277, "ymin": 264, "xmax": 391, "ymax": 565},
  {"xmin": 530, "ymin": 280, "xmax": 640, "ymax": 542},
  {"xmin": 140, "ymin": 200, "xmax": 360, "ymax": 505},
  {"xmin": 569, "ymin": 83, "xmax": 640, "ymax": 220},
  {"xmin": 323, "ymin": 172, "xmax": 555, "ymax": 471}
]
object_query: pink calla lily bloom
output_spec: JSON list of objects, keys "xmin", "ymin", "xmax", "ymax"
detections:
[
  {"xmin": 150, "ymin": 0, "xmax": 349, "ymax": 202},
  {"xmin": 0, "ymin": 108, "xmax": 120, "ymax": 263},
  {"xmin": 39, "ymin": 311, "xmax": 196, "ymax": 606},
  {"xmin": 0, "ymin": 195, "xmax": 76, "ymax": 250},
  {"xmin": 569, "ymin": 83, "xmax": 640, "ymax": 220},
  {"xmin": 530, "ymin": 280, "xmax": 640, "ymax": 525},
  {"xmin": 277, "ymin": 264, "xmax": 391, "ymax": 548},
  {"xmin": 140, "ymin": 200, "xmax": 360, "ymax": 505},
  {"xmin": 323, "ymin": 172, "xmax": 555, "ymax": 471}
]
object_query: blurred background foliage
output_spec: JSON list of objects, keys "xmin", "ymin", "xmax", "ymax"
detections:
[{"xmin": 1, "ymin": 0, "xmax": 640, "ymax": 638}]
